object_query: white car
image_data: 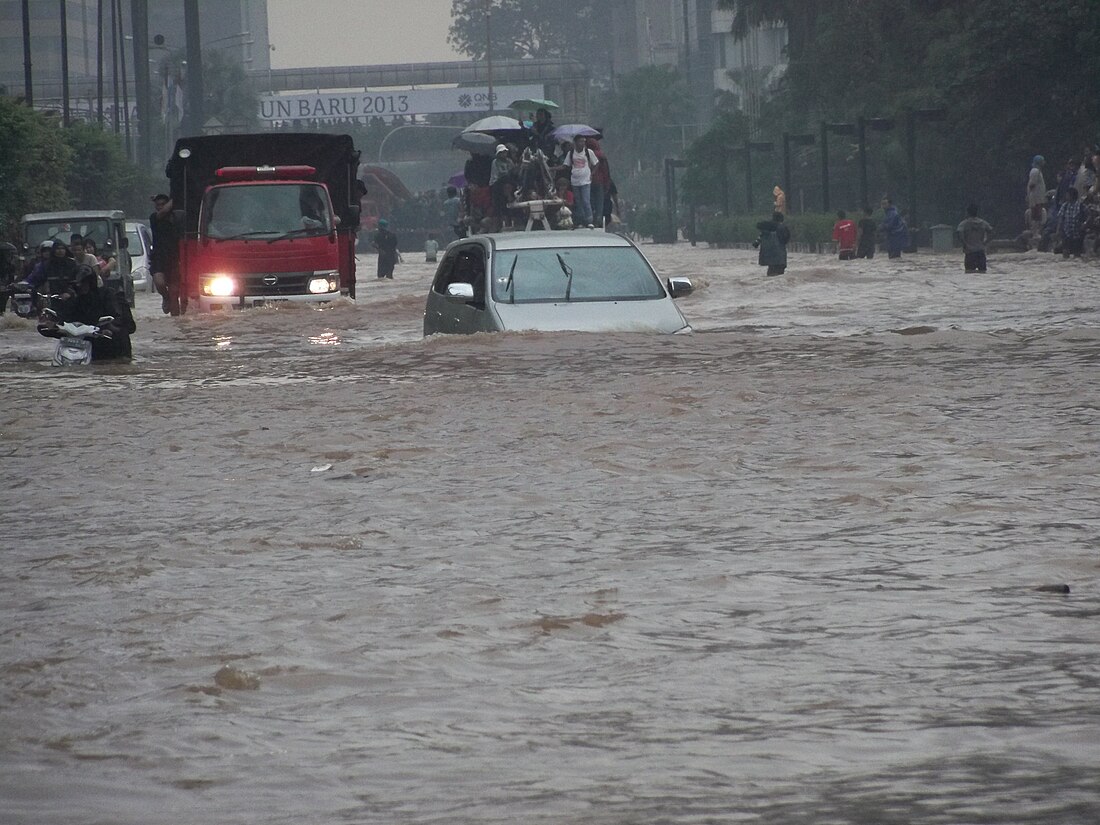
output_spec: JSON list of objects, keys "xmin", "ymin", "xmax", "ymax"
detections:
[
  {"xmin": 423, "ymin": 231, "xmax": 694, "ymax": 336},
  {"xmin": 125, "ymin": 221, "xmax": 153, "ymax": 293}
]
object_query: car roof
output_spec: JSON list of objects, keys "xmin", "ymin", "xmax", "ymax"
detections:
[
  {"xmin": 467, "ymin": 231, "xmax": 635, "ymax": 252},
  {"xmin": 23, "ymin": 210, "xmax": 126, "ymax": 222}
]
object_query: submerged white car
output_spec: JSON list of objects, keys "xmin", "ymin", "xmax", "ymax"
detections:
[{"xmin": 423, "ymin": 232, "xmax": 693, "ymax": 335}]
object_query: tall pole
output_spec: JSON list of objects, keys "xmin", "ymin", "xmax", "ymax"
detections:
[
  {"xmin": 110, "ymin": 0, "xmax": 119, "ymax": 132},
  {"xmin": 183, "ymin": 0, "xmax": 204, "ymax": 135},
  {"xmin": 485, "ymin": 2, "xmax": 494, "ymax": 113},
  {"xmin": 132, "ymin": 0, "xmax": 151, "ymax": 169},
  {"xmin": 21, "ymin": 0, "xmax": 32, "ymax": 105},
  {"xmin": 857, "ymin": 116, "xmax": 868, "ymax": 212},
  {"xmin": 116, "ymin": 0, "xmax": 131, "ymax": 156},
  {"xmin": 907, "ymin": 111, "xmax": 918, "ymax": 230},
  {"xmin": 744, "ymin": 144, "xmax": 754, "ymax": 212},
  {"xmin": 783, "ymin": 133, "xmax": 793, "ymax": 202},
  {"xmin": 60, "ymin": 0, "xmax": 71, "ymax": 125},
  {"xmin": 96, "ymin": 0, "xmax": 104, "ymax": 123},
  {"xmin": 820, "ymin": 121, "xmax": 830, "ymax": 212}
]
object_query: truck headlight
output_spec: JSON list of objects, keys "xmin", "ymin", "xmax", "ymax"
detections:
[
  {"xmin": 202, "ymin": 275, "xmax": 236, "ymax": 297},
  {"xmin": 309, "ymin": 271, "xmax": 339, "ymax": 294}
]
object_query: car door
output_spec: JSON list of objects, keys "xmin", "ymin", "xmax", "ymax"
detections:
[{"xmin": 424, "ymin": 242, "xmax": 495, "ymax": 335}]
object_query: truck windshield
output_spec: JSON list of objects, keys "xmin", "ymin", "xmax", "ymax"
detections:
[
  {"xmin": 25, "ymin": 219, "xmax": 111, "ymax": 250},
  {"xmin": 202, "ymin": 183, "xmax": 332, "ymax": 240},
  {"xmin": 492, "ymin": 246, "xmax": 665, "ymax": 303}
]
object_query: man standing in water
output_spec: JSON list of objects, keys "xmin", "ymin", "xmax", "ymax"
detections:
[
  {"xmin": 149, "ymin": 194, "xmax": 182, "ymax": 315},
  {"xmin": 957, "ymin": 204, "xmax": 993, "ymax": 273},
  {"xmin": 879, "ymin": 197, "xmax": 908, "ymax": 259},
  {"xmin": 372, "ymin": 218, "xmax": 399, "ymax": 279}
]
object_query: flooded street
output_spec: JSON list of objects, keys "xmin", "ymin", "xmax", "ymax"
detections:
[{"xmin": 2, "ymin": 242, "xmax": 1098, "ymax": 824}]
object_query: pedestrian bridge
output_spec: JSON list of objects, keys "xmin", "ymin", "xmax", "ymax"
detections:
[{"xmin": 249, "ymin": 58, "xmax": 590, "ymax": 119}]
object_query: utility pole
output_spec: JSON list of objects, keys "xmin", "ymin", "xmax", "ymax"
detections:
[
  {"xmin": 59, "ymin": 0, "xmax": 71, "ymax": 124},
  {"xmin": 96, "ymin": 0, "xmax": 104, "ymax": 123},
  {"xmin": 183, "ymin": 0, "xmax": 204, "ymax": 135},
  {"xmin": 21, "ymin": 0, "xmax": 32, "ymax": 105},
  {"xmin": 485, "ymin": 1, "xmax": 494, "ymax": 112},
  {"xmin": 116, "ymin": 0, "xmax": 131, "ymax": 156},
  {"xmin": 131, "ymin": 0, "xmax": 152, "ymax": 169}
]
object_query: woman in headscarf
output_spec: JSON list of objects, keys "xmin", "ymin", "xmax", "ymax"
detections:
[{"xmin": 773, "ymin": 185, "xmax": 787, "ymax": 215}]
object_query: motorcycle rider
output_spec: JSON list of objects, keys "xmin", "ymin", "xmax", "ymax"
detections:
[{"xmin": 37, "ymin": 264, "xmax": 135, "ymax": 360}]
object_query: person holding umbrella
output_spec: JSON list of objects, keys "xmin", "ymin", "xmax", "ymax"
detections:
[
  {"xmin": 561, "ymin": 135, "xmax": 600, "ymax": 228},
  {"xmin": 531, "ymin": 108, "xmax": 557, "ymax": 159}
]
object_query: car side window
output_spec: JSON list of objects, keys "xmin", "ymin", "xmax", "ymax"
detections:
[
  {"xmin": 431, "ymin": 252, "xmax": 457, "ymax": 295},
  {"xmin": 434, "ymin": 244, "xmax": 486, "ymax": 306}
]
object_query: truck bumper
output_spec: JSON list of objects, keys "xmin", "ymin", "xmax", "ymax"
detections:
[{"xmin": 198, "ymin": 290, "xmax": 341, "ymax": 312}]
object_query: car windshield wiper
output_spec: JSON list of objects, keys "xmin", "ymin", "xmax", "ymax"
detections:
[
  {"xmin": 557, "ymin": 253, "xmax": 574, "ymax": 301},
  {"xmin": 267, "ymin": 226, "xmax": 327, "ymax": 244},
  {"xmin": 215, "ymin": 230, "xmax": 280, "ymax": 240},
  {"xmin": 505, "ymin": 254, "xmax": 518, "ymax": 303}
]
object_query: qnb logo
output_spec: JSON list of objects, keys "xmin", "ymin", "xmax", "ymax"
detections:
[
  {"xmin": 263, "ymin": 275, "xmax": 279, "ymax": 287},
  {"xmin": 458, "ymin": 94, "xmax": 473, "ymax": 109}
]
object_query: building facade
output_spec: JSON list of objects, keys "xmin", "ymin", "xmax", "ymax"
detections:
[
  {"xmin": 0, "ymin": 0, "xmax": 270, "ymax": 106},
  {"xmin": 608, "ymin": 0, "xmax": 788, "ymax": 130}
]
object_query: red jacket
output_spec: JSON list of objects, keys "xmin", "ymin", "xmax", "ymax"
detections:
[
  {"xmin": 587, "ymin": 138, "xmax": 612, "ymax": 187},
  {"xmin": 833, "ymin": 219, "xmax": 857, "ymax": 251}
]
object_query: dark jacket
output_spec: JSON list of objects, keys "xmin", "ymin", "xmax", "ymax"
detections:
[
  {"xmin": 756, "ymin": 219, "xmax": 790, "ymax": 267},
  {"xmin": 372, "ymin": 228, "xmax": 399, "ymax": 260},
  {"xmin": 149, "ymin": 210, "xmax": 181, "ymax": 275},
  {"xmin": 50, "ymin": 285, "xmax": 136, "ymax": 359}
]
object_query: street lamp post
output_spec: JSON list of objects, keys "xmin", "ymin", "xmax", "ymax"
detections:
[
  {"xmin": 858, "ymin": 116, "xmax": 894, "ymax": 210},
  {"xmin": 906, "ymin": 107, "xmax": 947, "ymax": 229},
  {"xmin": 743, "ymin": 140, "xmax": 774, "ymax": 212},
  {"xmin": 182, "ymin": 0, "xmax": 204, "ymax": 136},
  {"xmin": 485, "ymin": 1, "xmax": 494, "ymax": 113},
  {"xmin": 819, "ymin": 121, "xmax": 855, "ymax": 212},
  {"xmin": 131, "ymin": 0, "xmax": 152, "ymax": 169},
  {"xmin": 783, "ymin": 132, "xmax": 815, "ymax": 213},
  {"xmin": 665, "ymin": 157, "xmax": 687, "ymax": 243}
]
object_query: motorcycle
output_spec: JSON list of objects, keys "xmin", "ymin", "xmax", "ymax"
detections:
[
  {"xmin": 8, "ymin": 282, "xmax": 39, "ymax": 319},
  {"xmin": 38, "ymin": 308, "xmax": 116, "ymax": 366}
]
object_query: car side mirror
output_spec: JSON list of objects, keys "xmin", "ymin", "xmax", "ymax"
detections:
[
  {"xmin": 667, "ymin": 277, "xmax": 693, "ymax": 299},
  {"xmin": 445, "ymin": 282, "xmax": 474, "ymax": 302},
  {"xmin": 119, "ymin": 236, "xmax": 129, "ymax": 249}
]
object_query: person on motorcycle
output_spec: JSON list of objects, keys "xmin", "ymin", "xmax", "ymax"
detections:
[
  {"xmin": 37, "ymin": 264, "xmax": 136, "ymax": 360},
  {"xmin": 27, "ymin": 240, "xmax": 81, "ymax": 294}
]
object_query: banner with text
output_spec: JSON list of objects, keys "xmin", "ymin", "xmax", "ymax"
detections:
[{"xmin": 259, "ymin": 85, "xmax": 545, "ymax": 123}]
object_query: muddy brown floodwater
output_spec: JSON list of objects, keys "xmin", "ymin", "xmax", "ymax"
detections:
[{"xmin": 2, "ymin": 243, "xmax": 1099, "ymax": 824}]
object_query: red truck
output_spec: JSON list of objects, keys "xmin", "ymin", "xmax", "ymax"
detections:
[{"xmin": 166, "ymin": 133, "xmax": 361, "ymax": 310}]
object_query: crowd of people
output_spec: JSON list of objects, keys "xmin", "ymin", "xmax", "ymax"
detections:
[
  {"xmin": 453, "ymin": 109, "xmax": 619, "ymax": 236},
  {"xmin": 1021, "ymin": 147, "xmax": 1100, "ymax": 258}
]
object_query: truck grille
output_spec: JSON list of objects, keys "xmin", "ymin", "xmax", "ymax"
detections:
[{"xmin": 240, "ymin": 271, "xmax": 313, "ymax": 296}]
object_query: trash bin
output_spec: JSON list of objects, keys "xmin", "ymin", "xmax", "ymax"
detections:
[{"xmin": 930, "ymin": 224, "xmax": 954, "ymax": 254}]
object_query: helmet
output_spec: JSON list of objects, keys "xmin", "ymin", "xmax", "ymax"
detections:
[
  {"xmin": 74, "ymin": 264, "xmax": 98, "ymax": 285},
  {"xmin": 38, "ymin": 240, "xmax": 56, "ymax": 253}
]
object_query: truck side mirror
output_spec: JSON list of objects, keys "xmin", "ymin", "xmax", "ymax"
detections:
[{"xmin": 119, "ymin": 236, "xmax": 129, "ymax": 249}]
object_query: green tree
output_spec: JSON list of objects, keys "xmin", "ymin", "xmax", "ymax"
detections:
[
  {"xmin": 61, "ymin": 122, "xmax": 156, "ymax": 215},
  {"xmin": 0, "ymin": 98, "xmax": 71, "ymax": 240},
  {"xmin": 597, "ymin": 66, "xmax": 694, "ymax": 170},
  {"xmin": 448, "ymin": 0, "xmax": 612, "ymax": 76}
]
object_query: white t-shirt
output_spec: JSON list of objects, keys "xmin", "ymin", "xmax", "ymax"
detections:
[{"xmin": 566, "ymin": 148, "xmax": 598, "ymax": 186}]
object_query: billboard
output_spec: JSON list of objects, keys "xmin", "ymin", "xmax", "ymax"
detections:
[{"xmin": 259, "ymin": 85, "xmax": 545, "ymax": 123}]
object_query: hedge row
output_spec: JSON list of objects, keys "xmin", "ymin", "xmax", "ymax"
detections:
[{"xmin": 698, "ymin": 212, "xmax": 849, "ymax": 247}]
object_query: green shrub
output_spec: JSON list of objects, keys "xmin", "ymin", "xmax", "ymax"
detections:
[{"xmin": 699, "ymin": 211, "xmax": 851, "ymax": 247}]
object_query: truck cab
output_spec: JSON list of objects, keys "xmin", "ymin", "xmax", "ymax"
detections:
[
  {"xmin": 191, "ymin": 166, "xmax": 341, "ymax": 310},
  {"xmin": 167, "ymin": 134, "xmax": 361, "ymax": 311}
]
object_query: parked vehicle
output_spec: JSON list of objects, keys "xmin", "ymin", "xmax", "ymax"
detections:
[
  {"xmin": 166, "ymin": 133, "xmax": 361, "ymax": 310},
  {"xmin": 21, "ymin": 210, "xmax": 134, "ymax": 306},
  {"xmin": 125, "ymin": 221, "xmax": 153, "ymax": 293},
  {"xmin": 423, "ymin": 231, "xmax": 694, "ymax": 336}
]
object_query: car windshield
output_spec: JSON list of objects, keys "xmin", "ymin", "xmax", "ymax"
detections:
[
  {"xmin": 202, "ymin": 183, "xmax": 332, "ymax": 240},
  {"xmin": 25, "ymin": 219, "xmax": 110, "ymax": 250},
  {"xmin": 492, "ymin": 246, "xmax": 665, "ymax": 303},
  {"xmin": 125, "ymin": 228, "xmax": 146, "ymax": 255}
]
